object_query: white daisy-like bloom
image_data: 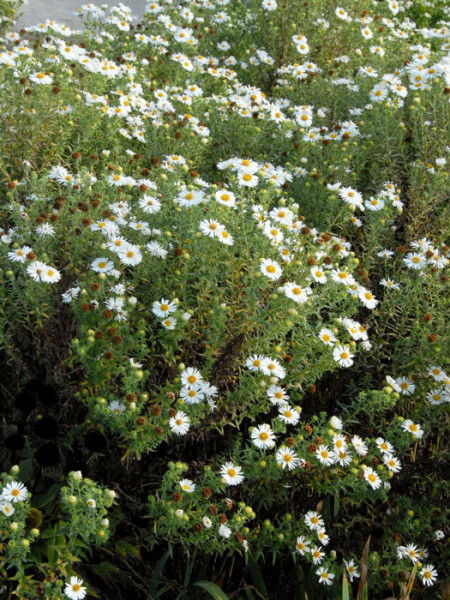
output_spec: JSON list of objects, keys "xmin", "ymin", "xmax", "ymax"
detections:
[
  {"xmin": 316, "ymin": 445, "xmax": 336, "ymax": 466},
  {"xmin": 380, "ymin": 278, "xmax": 400, "ymax": 290},
  {"xmin": 317, "ymin": 527, "xmax": 330, "ymax": 546},
  {"xmin": 220, "ymin": 462, "xmax": 244, "ymax": 485},
  {"xmin": 278, "ymin": 405, "xmax": 300, "ymax": 426},
  {"xmin": 336, "ymin": 449, "xmax": 353, "ymax": 466},
  {"xmin": 401, "ymin": 420, "xmax": 424, "ymax": 439},
  {"xmin": 26, "ymin": 260, "xmax": 48, "ymax": 282},
  {"xmin": 339, "ymin": 187, "xmax": 364, "ymax": 210},
  {"xmin": 332, "ymin": 345, "xmax": 354, "ymax": 368},
  {"xmin": 152, "ymin": 298, "xmax": 177, "ymax": 318},
  {"xmin": 169, "ymin": 411, "xmax": 190, "ymax": 435},
  {"xmin": 404, "ymin": 543, "xmax": 420, "ymax": 564},
  {"xmin": 352, "ymin": 435, "xmax": 368, "ymax": 456},
  {"xmin": 215, "ymin": 189, "xmax": 236, "ymax": 208},
  {"xmin": 383, "ymin": 454, "xmax": 402, "ymax": 473},
  {"xmin": 332, "ymin": 434, "xmax": 347, "ymax": 453},
  {"xmin": 284, "ymin": 282, "xmax": 311, "ymax": 304},
  {"xmin": 40, "ymin": 265, "xmax": 61, "ymax": 284},
  {"xmin": 263, "ymin": 221, "xmax": 284, "ymax": 246},
  {"xmin": 237, "ymin": 171, "xmax": 259, "ymax": 187},
  {"xmin": 364, "ymin": 467, "xmax": 382, "ymax": 489},
  {"xmin": 403, "ymin": 252, "xmax": 426, "ymax": 270},
  {"xmin": 329, "ymin": 416, "xmax": 343, "ymax": 430},
  {"xmin": 251, "ymin": 423, "xmax": 276, "ymax": 449},
  {"xmin": 180, "ymin": 384, "xmax": 204, "ymax": 405},
  {"xmin": 311, "ymin": 546, "xmax": 325, "ymax": 565},
  {"xmin": 275, "ymin": 446, "xmax": 302, "ymax": 470},
  {"xmin": 146, "ymin": 241, "xmax": 168, "ymax": 259},
  {"xmin": 199, "ymin": 219, "xmax": 225, "ymax": 239},
  {"xmin": 118, "ymin": 246, "xmax": 142, "ymax": 266},
  {"xmin": 295, "ymin": 535, "xmax": 310, "ymax": 555},
  {"xmin": 304, "ymin": 511, "xmax": 325, "ymax": 531},
  {"xmin": 420, "ymin": 564, "xmax": 438, "ymax": 586},
  {"xmin": 64, "ymin": 576, "xmax": 87, "ymax": 600},
  {"xmin": 344, "ymin": 559, "xmax": 360, "ymax": 582},
  {"xmin": 395, "ymin": 377, "xmax": 415, "ymax": 396},
  {"xmin": 8, "ymin": 246, "xmax": 33, "ymax": 263},
  {"xmin": 0, "ymin": 501, "xmax": 15, "ymax": 516},
  {"xmin": 161, "ymin": 317, "xmax": 177, "ymax": 330},
  {"xmin": 260, "ymin": 258, "xmax": 283, "ymax": 280},
  {"xmin": 427, "ymin": 388, "xmax": 449, "ymax": 405},
  {"xmin": 358, "ymin": 287, "xmax": 378, "ymax": 309},
  {"xmin": 270, "ymin": 206, "xmax": 294, "ymax": 226},
  {"xmin": 376, "ymin": 437, "xmax": 394, "ymax": 455},
  {"xmin": 310, "ymin": 266, "xmax": 327, "ymax": 283},
  {"xmin": 87, "ymin": 498, "xmax": 96, "ymax": 508},
  {"xmin": 108, "ymin": 400, "xmax": 125, "ymax": 415},
  {"xmin": 91, "ymin": 258, "xmax": 114, "ymax": 273},
  {"xmin": 319, "ymin": 328, "xmax": 336, "ymax": 346},
  {"xmin": 1, "ymin": 481, "xmax": 28, "ymax": 503},
  {"xmin": 218, "ymin": 523, "xmax": 232, "ymax": 538},
  {"xmin": 331, "ymin": 269, "xmax": 356, "ymax": 286},
  {"xmin": 181, "ymin": 368, "xmax": 203, "ymax": 387},
  {"xmin": 30, "ymin": 71, "xmax": 53, "ymax": 85},
  {"xmin": 267, "ymin": 385, "xmax": 289, "ymax": 406},
  {"xmin": 217, "ymin": 229, "xmax": 234, "ymax": 246},
  {"xmin": 139, "ymin": 195, "xmax": 161, "ymax": 214},
  {"xmin": 246, "ymin": 355, "xmax": 265, "ymax": 372},
  {"xmin": 260, "ymin": 357, "xmax": 286, "ymax": 379},
  {"xmin": 179, "ymin": 479, "xmax": 195, "ymax": 493},
  {"xmin": 202, "ymin": 516, "xmax": 212, "ymax": 528}
]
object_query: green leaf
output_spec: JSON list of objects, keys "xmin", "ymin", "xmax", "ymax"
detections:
[
  {"xmin": 357, "ymin": 536, "xmax": 370, "ymax": 600},
  {"xmin": 148, "ymin": 550, "xmax": 171, "ymax": 596},
  {"xmin": 32, "ymin": 483, "xmax": 61, "ymax": 508},
  {"xmin": 90, "ymin": 562, "xmax": 120, "ymax": 577},
  {"xmin": 400, "ymin": 564, "xmax": 418, "ymax": 600},
  {"xmin": 18, "ymin": 458, "xmax": 34, "ymax": 482},
  {"xmin": 342, "ymin": 572, "xmax": 351, "ymax": 600},
  {"xmin": 115, "ymin": 539, "xmax": 141, "ymax": 559},
  {"xmin": 193, "ymin": 581, "xmax": 230, "ymax": 600},
  {"xmin": 248, "ymin": 554, "xmax": 268, "ymax": 599}
]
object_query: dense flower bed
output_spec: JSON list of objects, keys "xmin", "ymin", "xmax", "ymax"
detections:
[{"xmin": 0, "ymin": 0, "xmax": 448, "ymax": 598}]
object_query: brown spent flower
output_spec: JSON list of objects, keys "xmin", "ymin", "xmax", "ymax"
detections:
[
  {"xmin": 308, "ymin": 443, "xmax": 317, "ymax": 453},
  {"xmin": 202, "ymin": 487, "xmax": 212, "ymax": 498},
  {"xmin": 137, "ymin": 416, "xmax": 146, "ymax": 426},
  {"xmin": 173, "ymin": 492, "xmax": 182, "ymax": 502},
  {"xmin": 219, "ymin": 514, "xmax": 228, "ymax": 524},
  {"xmin": 151, "ymin": 406, "xmax": 161, "ymax": 416},
  {"xmin": 155, "ymin": 426, "xmax": 163, "ymax": 435},
  {"xmin": 304, "ymin": 425, "xmax": 313, "ymax": 435},
  {"xmin": 208, "ymin": 505, "xmax": 218, "ymax": 515}
]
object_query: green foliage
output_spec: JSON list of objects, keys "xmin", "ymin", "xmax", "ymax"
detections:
[{"xmin": 0, "ymin": 0, "xmax": 448, "ymax": 598}]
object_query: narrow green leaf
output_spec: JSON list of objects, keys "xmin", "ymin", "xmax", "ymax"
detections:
[
  {"xmin": 342, "ymin": 572, "xmax": 351, "ymax": 600},
  {"xmin": 248, "ymin": 554, "xmax": 269, "ymax": 599},
  {"xmin": 193, "ymin": 580, "xmax": 230, "ymax": 600},
  {"xmin": 115, "ymin": 539, "xmax": 141, "ymax": 559},
  {"xmin": 357, "ymin": 536, "xmax": 371, "ymax": 600},
  {"xmin": 400, "ymin": 564, "xmax": 418, "ymax": 600},
  {"xmin": 148, "ymin": 549, "xmax": 171, "ymax": 595}
]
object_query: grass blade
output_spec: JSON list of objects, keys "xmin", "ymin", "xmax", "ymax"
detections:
[
  {"xmin": 193, "ymin": 580, "xmax": 230, "ymax": 600},
  {"xmin": 356, "ymin": 536, "xmax": 371, "ymax": 600}
]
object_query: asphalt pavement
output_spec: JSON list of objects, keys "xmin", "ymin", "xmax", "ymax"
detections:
[{"xmin": 14, "ymin": 0, "xmax": 148, "ymax": 31}]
